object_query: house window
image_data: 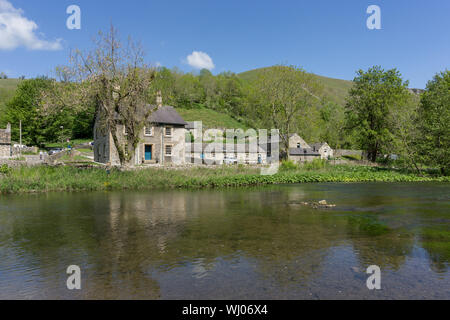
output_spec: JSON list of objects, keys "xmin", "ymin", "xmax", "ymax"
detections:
[
  {"xmin": 297, "ymin": 143, "xmax": 301, "ymax": 148},
  {"xmin": 165, "ymin": 127, "xmax": 172, "ymax": 137},
  {"xmin": 144, "ymin": 126, "xmax": 153, "ymax": 136},
  {"xmin": 165, "ymin": 145, "xmax": 173, "ymax": 156}
]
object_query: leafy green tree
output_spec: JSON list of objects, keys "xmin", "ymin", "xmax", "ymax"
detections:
[
  {"xmin": 319, "ymin": 100, "xmax": 349, "ymax": 149},
  {"xmin": 388, "ymin": 93, "xmax": 422, "ymax": 172},
  {"xmin": 1, "ymin": 78, "xmax": 71, "ymax": 146},
  {"xmin": 345, "ymin": 66, "xmax": 410, "ymax": 162},
  {"xmin": 416, "ymin": 70, "xmax": 450, "ymax": 175}
]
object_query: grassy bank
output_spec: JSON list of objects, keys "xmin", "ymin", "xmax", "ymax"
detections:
[{"xmin": 0, "ymin": 164, "xmax": 449, "ymax": 194}]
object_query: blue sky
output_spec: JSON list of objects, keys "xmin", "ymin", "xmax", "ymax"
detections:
[{"xmin": 0, "ymin": 0, "xmax": 449, "ymax": 88}]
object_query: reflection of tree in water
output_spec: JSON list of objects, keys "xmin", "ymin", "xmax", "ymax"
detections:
[
  {"xmin": 344, "ymin": 215, "xmax": 414, "ymax": 271},
  {"xmin": 158, "ymin": 187, "xmax": 350, "ymax": 289},
  {"xmin": 2, "ymin": 183, "xmax": 448, "ymax": 299},
  {"xmin": 418, "ymin": 227, "xmax": 450, "ymax": 274}
]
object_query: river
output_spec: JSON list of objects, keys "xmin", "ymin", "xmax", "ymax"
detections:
[{"xmin": 0, "ymin": 183, "xmax": 449, "ymax": 299}]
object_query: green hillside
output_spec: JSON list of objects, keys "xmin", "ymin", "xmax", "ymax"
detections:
[
  {"xmin": 0, "ymin": 68, "xmax": 354, "ymax": 132},
  {"xmin": 0, "ymin": 79, "xmax": 22, "ymax": 114},
  {"xmin": 239, "ymin": 67, "xmax": 353, "ymax": 106},
  {"xmin": 177, "ymin": 107, "xmax": 250, "ymax": 129}
]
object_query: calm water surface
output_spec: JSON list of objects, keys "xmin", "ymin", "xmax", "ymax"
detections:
[{"xmin": 0, "ymin": 183, "xmax": 449, "ymax": 299}]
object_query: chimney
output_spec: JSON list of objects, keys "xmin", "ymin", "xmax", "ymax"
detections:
[
  {"xmin": 6, "ymin": 123, "xmax": 11, "ymax": 133},
  {"xmin": 156, "ymin": 90, "xmax": 163, "ymax": 108}
]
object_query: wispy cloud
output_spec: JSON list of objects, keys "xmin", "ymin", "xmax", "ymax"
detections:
[
  {"xmin": 0, "ymin": 0, "xmax": 62, "ymax": 51},
  {"xmin": 186, "ymin": 51, "xmax": 215, "ymax": 70}
]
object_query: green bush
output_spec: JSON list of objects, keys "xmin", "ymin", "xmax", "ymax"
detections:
[
  {"xmin": 303, "ymin": 159, "xmax": 329, "ymax": 170},
  {"xmin": 280, "ymin": 160, "xmax": 298, "ymax": 171},
  {"xmin": 0, "ymin": 164, "xmax": 10, "ymax": 174}
]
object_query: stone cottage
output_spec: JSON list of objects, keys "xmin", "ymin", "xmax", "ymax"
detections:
[
  {"xmin": 310, "ymin": 142, "xmax": 334, "ymax": 159},
  {"xmin": 0, "ymin": 123, "xmax": 11, "ymax": 158},
  {"xmin": 94, "ymin": 95, "xmax": 187, "ymax": 166},
  {"xmin": 288, "ymin": 134, "xmax": 334, "ymax": 163}
]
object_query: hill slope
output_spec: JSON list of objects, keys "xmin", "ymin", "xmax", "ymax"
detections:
[
  {"xmin": 238, "ymin": 67, "xmax": 353, "ymax": 106},
  {"xmin": 0, "ymin": 68, "xmax": 354, "ymax": 131},
  {"xmin": 177, "ymin": 107, "xmax": 250, "ymax": 130}
]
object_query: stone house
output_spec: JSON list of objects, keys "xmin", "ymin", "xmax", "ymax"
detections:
[
  {"xmin": 288, "ymin": 134, "xmax": 310, "ymax": 149},
  {"xmin": 310, "ymin": 142, "xmax": 334, "ymax": 159},
  {"xmin": 0, "ymin": 123, "xmax": 11, "ymax": 158},
  {"xmin": 288, "ymin": 134, "xmax": 334, "ymax": 163},
  {"xmin": 94, "ymin": 98, "xmax": 187, "ymax": 166}
]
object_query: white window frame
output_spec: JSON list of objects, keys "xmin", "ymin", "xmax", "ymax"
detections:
[
  {"xmin": 144, "ymin": 126, "xmax": 153, "ymax": 136},
  {"xmin": 165, "ymin": 126, "xmax": 173, "ymax": 137},
  {"xmin": 165, "ymin": 144, "xmax": 173, "ymax": 156}
]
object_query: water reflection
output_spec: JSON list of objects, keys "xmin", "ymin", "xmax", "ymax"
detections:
[{"xmin": 0, "ymin": 183, "xmax": 449, "ymax": 299}]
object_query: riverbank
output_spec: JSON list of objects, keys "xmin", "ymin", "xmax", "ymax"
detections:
[{"xmin": 1, "ymin": 164, "xmax": 449, "ymax": 194}]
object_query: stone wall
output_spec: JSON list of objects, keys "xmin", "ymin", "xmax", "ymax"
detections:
[
  {"xmin": 0, "ymin": 123, "xmax": 11, "ymax": 158},
  {"xmin": 93, "ymin": 123, "xmax": 112, "ymax": 164},
  {"xmin": 290, "ymin": 154, "xmax": 320, "ymax": 163}
]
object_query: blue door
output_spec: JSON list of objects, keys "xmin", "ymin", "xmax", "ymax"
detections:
[{"xmin": 145, "ymin": 145, "xmax": 152, "ymax": 161}]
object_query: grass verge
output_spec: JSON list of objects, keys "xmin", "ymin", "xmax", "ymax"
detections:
[{"xmin": 0, "ymin": 164, "xmax": 449, "ymax": 194}]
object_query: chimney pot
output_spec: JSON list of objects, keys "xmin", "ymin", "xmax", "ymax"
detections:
[{"xmin": 156, "ymin": 91, "xmax": 163, "ymax": 108}]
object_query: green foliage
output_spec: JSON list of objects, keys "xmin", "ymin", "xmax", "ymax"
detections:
[
  {"xmin": 0, "ymin": 78, "xmax": 95, "ymax": 146},
  {"xmin": 0, "ymin": 164, "xmax": 10, "ymax": 174},
  {"xmin": 416, "ymin": 70, "xmax": 450, "ymax": 175},
  {"xmin": 345, "ymin": 66, "xmax": 410, "ymax": 162},
  {"xmin": 279, "ymin": 160, "xmax": 299, "ymax": 171},
  {"xmin": 250, "ymin": 65, "xmax": 323, "ymax": 156},
  {"xmin": 302, "ymin": 159, "xmax": 329, "ymax": 170},
  {"xmin": 1, "ymin": 164, "xmax": 448, "ymax": 194}
]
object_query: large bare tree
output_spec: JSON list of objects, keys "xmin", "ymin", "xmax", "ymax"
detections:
[
  {"xmin": 42, "ymin": 26, "xmax": 156, "ymax": 166},
  {"xmin": 253, "ymin": 65, "xmax": 322, "ymax": 158}
]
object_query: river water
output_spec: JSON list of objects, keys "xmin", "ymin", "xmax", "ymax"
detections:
[{"xmin": 0, "ymin": 183, "xmax": 449, "ymax": 299}]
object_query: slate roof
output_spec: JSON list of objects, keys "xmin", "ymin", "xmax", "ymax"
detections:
[
  {"xmin": 310, "ymin": 143, "xmax": 327, "ymax": 151},
  {"xmin": 148, "ymin": 105, "xmax": 187, "ymax": 126},
  {"xmin": 114, "ymin": 105, "xmax": 187, "ymax": 126}
]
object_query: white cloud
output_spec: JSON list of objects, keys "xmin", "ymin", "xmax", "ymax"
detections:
[
  {"xmin": 0, "ymin": 0, "xmax": 62, "ymax": 50},
  {"xmin": 186, "ymin": 51, "xmax": 215, "ymax": 70}
]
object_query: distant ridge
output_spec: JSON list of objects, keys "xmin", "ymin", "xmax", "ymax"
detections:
[{"xmin": 238, "ymin": 67, "xmax": 354, "ymax": 106}]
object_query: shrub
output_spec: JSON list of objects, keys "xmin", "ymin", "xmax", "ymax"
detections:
[
  {"xmin": 0, "ymin": 164, "xmax": 10, "ymax": 174},
  {"xmin": 303, "ymin": 159, "xmax": 328, "ymax": 170},
  {"xmin": 280, "ymin": 160, "xmax": 298, "ymax": 171}
]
